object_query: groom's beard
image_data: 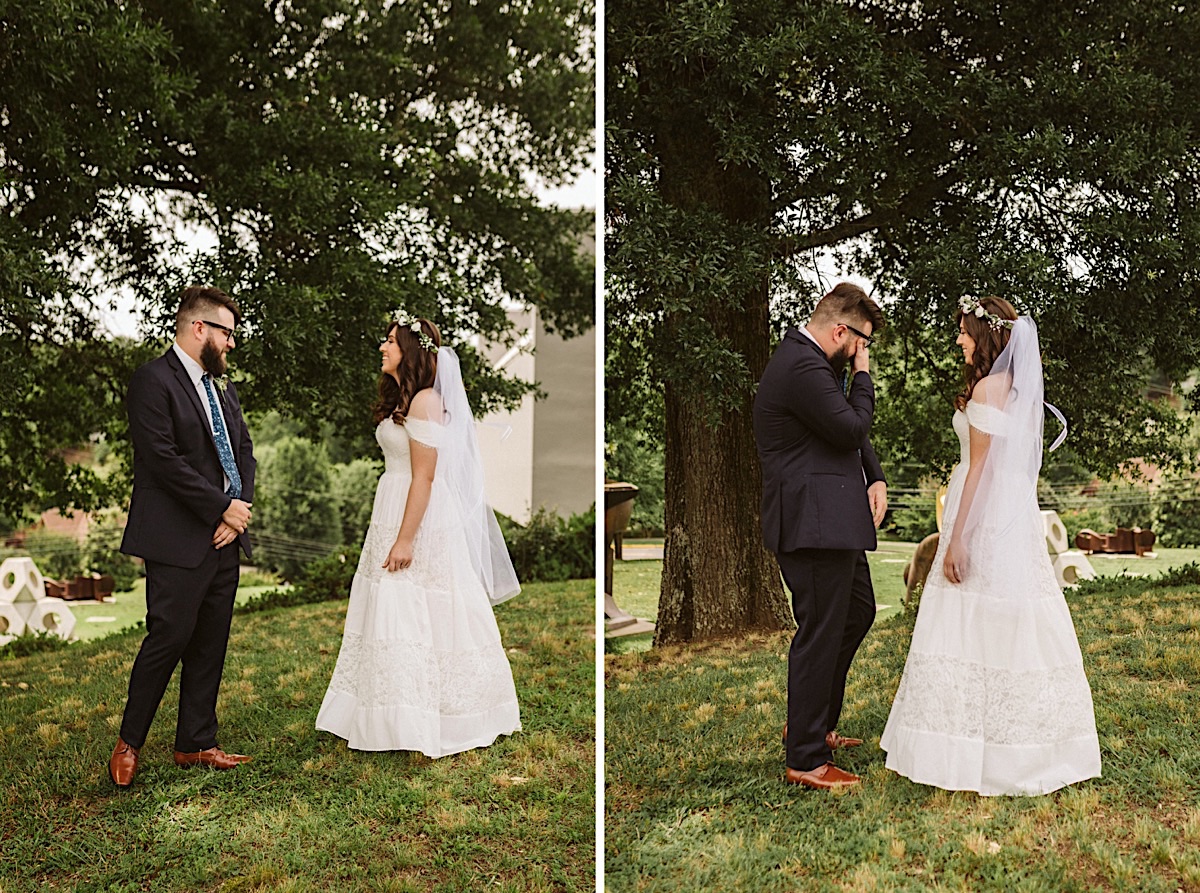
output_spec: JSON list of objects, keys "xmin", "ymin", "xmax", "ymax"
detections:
[{"xmin": 200, "ymin": 337, "xmax": 228, "ymax": 377}]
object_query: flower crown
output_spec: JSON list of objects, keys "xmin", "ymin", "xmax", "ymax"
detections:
[
  {"xmin": 392, "ymin": 310, "xmax": 438, "ymax": 352},
  {"xmin": 959, "ymin": 295, "xmax": 1015, "ymax": 332}
]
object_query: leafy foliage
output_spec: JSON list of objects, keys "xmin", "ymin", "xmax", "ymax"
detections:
[
  {"xmin": 329, "ymin": 457, "xmax": 384, "ymax": 549},
  {"xmin": 0, "ymin": 338, "xmax": 158, "ymax": 520},
  {"xmin": 604, "ymin": 419, "xmax": 666, "ymax": 537},
  {"xmin": 20, "ymin": 530, "xmax": 83, "ymax": 581},
  {"xmin": 1, "ymin": 0, "xmax": 594, "ymax": 518},
  {"xmin": 498, "ymin": 507, "xmax": 595, "ymax": 583},
  {"xmin": 610, "ymin": 1, "xmax": 1200, "ymax": 467},
  {"xmin": 254, "ymin": 437, "xmax": 342, "ymax": 580},
  {"xmin": 1073, "ymin": 559, "xmax": 1200, "ymax": 598},
  {"xmin": 0, "ymin": 629, "xmax": 70, "ymax": 660},
  {"xmin": 82, "ymin": 510, "xmax": 141, "ymax": 592},
  {"xmin": 238, "ymin": 547, "xmax": 361, "ymax": 615},
  {"xmin": 1154, "ymin": 481, "xmax": 1200, "ymax": 548},
  {"xmin": 607, "ymin": 0, "xmax": 1200, "ymax": 639}
]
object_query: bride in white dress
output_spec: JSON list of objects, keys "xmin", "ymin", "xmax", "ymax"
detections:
[
  {"xmin": 880, "ymin": 296, "xmax": 1101, "ymax": 796},
  {"xmin": 316, "ymin": 313, "xmax": 521, "ymax": 756}
]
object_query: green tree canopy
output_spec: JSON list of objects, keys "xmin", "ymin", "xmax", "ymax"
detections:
[
  {"xmin": 607, "ymin": 0, "xmax": 1200, "ymax": 643},
  {"xmin": 1, "ymin": 0, "xmax": 594, "ymax": 520}
]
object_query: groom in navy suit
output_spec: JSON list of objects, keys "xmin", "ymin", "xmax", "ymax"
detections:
[
  {"xmin": 109, "ymin": 286, "xmax": 256, "ymax": 787},
  {"xmin": 753, "ymin": 283, "xmax": 887, "ymax": 790}
]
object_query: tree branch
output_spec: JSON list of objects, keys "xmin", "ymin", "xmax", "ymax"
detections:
[{"xmin": 776, "ymin": 168, "xmax": 964, "ymax": 257}]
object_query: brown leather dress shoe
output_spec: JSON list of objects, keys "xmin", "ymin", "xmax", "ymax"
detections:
[
  {"xmin": 109, "ymin": 738, "xmax": 139, "ymax": 788},
  {"xmin": 785, "ymin": 762, "xmax": 861, "ymax": 789},
  {"xmin": 826, "ymin": 731, "xmax": 863, "ymax": 750},
  {"xmin": 173, "ymin": 747, "xmax": 253, "ymax": 770},
  {"xmin": 781, "ymin": 724, "xmax": 864, "ymax": 750}
]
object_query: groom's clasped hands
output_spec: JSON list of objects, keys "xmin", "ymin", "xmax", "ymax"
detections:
[{"xmin": 213, "ymin": 498, "xmax": 253, "ymax": 548}]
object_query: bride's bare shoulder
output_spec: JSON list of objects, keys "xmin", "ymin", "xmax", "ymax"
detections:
[{"xmin": 407, "ymin": 388, "xmax": 442, "ymax": 421}]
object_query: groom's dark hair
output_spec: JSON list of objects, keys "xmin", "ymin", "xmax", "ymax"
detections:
[
  {"xmin": 810, "ymin": 282, "xmax": 884, "ymax": 332},
  {"xmin": 175, "ymin": 285, "xmax": 241, "ymax": 337}
]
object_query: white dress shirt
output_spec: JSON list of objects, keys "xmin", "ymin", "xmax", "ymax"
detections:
[{"xmin": 172, "ymin": 342, "xmax": 231, "ymax": 492}]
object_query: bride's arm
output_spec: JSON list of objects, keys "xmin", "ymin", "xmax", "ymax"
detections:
[
  {"xmin": 943, "ymin": 377, "xmax": 1000, "ymax": 584},
  {"xmin": 383, "ymin": 391, "xmax": 441, "ymax": 572},
  {"xmin": 942, "ymin": 424, "xmax": 991, "ymax": 584},
  {"xmin": 382, "ymin": 442, "xmax": 437, "ymax": 571}
]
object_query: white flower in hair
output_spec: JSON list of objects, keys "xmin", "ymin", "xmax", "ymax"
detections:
[
  {"xmin": 959, "ymin": 294, "xmax": 1015, "ymax": 332},
  {"xmin": 391, "ymin": 308, "xmax": 438, "ymax": 352}
]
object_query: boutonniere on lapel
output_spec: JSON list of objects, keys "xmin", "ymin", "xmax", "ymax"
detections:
[{"xmin": 214, "ymin": 375, "xmax": 230, "ymax": 393}]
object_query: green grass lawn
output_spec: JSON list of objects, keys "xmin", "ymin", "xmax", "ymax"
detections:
[
  {"xmin": 0, "ymin": 579, "xmax": 595, "ymax": 893},
  {"xmin": 604, "ymin": 571, "xmax": 1200, "ymax": 892}
]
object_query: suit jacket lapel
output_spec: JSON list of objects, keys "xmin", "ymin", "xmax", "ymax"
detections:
[{"xmin": 166, "ymin": 350, "xmax": 220, "ymax": 453}]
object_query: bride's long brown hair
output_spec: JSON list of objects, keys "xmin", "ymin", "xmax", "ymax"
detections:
[
  {"xmin": 954, "ymin": 296, "xmax": 1018, "ymax": 410},
  {"xmin": 373, "ymin": 318, "xmax": 442, "ymax": 424}
]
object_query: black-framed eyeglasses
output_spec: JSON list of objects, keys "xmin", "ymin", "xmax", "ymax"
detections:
[
  {"xmin": 200, "ymin": 319, "xmax": 236, "ymax": 339},
  {"xmin": 839, "ymin": 323, "xmax": 874, "ymax": 347}
]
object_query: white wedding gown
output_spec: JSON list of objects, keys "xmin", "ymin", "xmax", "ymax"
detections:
[
  {"xmin": 880, "ymin": 405, "xmax": 1101, "ymax": 795},
  {"xmin": 316, "ymin": 417, "xmax": 521, "ymax": 755}
]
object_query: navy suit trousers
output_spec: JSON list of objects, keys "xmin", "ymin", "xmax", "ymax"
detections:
[
  {"xmin": 777, "ymin": 548, "xmax": 875, "ymax": 771},
  {"xmin": 119, "ymin": 544, "xmax": 241, "ymax": 751}
]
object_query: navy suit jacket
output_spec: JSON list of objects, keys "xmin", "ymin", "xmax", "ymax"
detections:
[
  {"xmin": 753, "ymin": 328, "xmax": 885, "ymax": 553},
  {"xmin": 120, "ymin": 349, "xmax": 256, "ymax": 568}
]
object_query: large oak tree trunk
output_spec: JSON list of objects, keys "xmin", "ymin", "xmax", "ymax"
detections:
[
  {"xmin": 656, "ymin": 369, "xmax": 793, "ymax": 644},
  {"xmin": 653, "ymin": 104, "xmax": 793, "ymax": 645}
]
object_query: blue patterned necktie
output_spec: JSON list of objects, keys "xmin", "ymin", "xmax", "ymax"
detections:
[{"xmin": 202, "ymin": 374, "xmax": 243, "ymax": 499}]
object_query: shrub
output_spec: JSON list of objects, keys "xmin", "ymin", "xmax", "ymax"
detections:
[
  {"xmin": 1074, "ymin": 561, "xmax": 1200, "ymax": 598},
  {"xmin": 255, "ymin": 437, "xmax": 343, "ymax": 580},
  {"xmin": 330, "ymin": 458, "xmax": 383, "ymax": 547},
  {"xmin": 0, "ymin": 629, "xmax": 70, "ymax": 660},
  {"xmin": 499, "ymin": 506, "xmax": 595, "ymax": 583},
  {"xmin": 21, "ymin": 529, "xmax": 83, "ymax": 580},
  {"xmin": 605, "ymin": 422, "xmax": 665, "ymax": 537},
  {"xmin": 888, "ymin": 499, "xmax": 939, "ymax": 543},
  {"xmin": 1058, "ymin": 505, "xmax": 1114, "ymax": 541},
  {"xmin": 1099, "ymin": 480, "xmax": 1155, "ymax": 529},
  {"xmin": 238, "ymin": 547, "xmax": 360, "ymax": 615},
  {"xmin": 1154, "ymin": 477, "xmax": 1200, "ymax": 547},
  {"xmin": 82, "ymin": 511, "xmax": 140, "ymax": 592},
  {"xmin": 887, "ymin": 477, "xmax": 941, "ymax": 543},
  {"xmin": 237, "ymin": 567, "xmax": 282, "ymax": 588},
  {"xmin": 1154, "ymin": 561, "xmax": 1200, "ymax": 587},
  {"xmin": 239, "ymin": 503, "xmax": 596, "ymax": 615}
]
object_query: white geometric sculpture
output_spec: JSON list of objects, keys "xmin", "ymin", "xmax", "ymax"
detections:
[
  {"xmin": 1038, "ymin": 511, "xmax": 1095, "ymax": 588},
  {"xmin": 1, "ymin": 556, "xmax": 44, "ymax": 606},
  {"xmin": 0, "ymin": 603, "xmax": 26, "ymax": 638},
  {"xmin": 1041, "ymin": 510, "xmax": 1070, "ymax": 555},
  {"xmin": 1053, "ymin": 551, "xmax": 1096, "ymax": 588},
  {"xmin": 25, "ymin": 598, "xmax": 76, "ymax": 639},
  {"xmin": 0, "ymin": 557, "xmax": 75, "ymax": 642}
]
